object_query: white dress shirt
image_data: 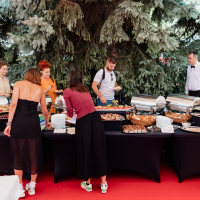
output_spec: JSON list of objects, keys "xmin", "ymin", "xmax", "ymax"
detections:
[{"xmin": 185, "ymin": 61, "xmax": 200, "ymax": 94}]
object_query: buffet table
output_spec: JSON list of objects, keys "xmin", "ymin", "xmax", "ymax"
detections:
[
  {"xmin": 43, "ymin": 130, "xmax": 171, "ymax": 183},
  {"xmin": 2, "ymin": 128, "xmax": 200, "ymax": 184},
  {"xmin": 0, "ymin": 132, "xmax": 40, "ymax": 180},
  {"xmin": 165, "ymin": 129, "xmax": 200, "ymax": 182},
  {"xmin": 0, "ymin": 132, "xmax": 14, "ymax": 175}
]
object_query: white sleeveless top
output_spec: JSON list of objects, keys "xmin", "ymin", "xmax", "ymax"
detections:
[{"xmin": 0, "ymin": 76, "xmax": 10, "ymax": 94}]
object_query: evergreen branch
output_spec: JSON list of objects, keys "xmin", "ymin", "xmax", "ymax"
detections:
[{"xmin": 82, "ymin": 47, "xmax": 90, "ymax": 70}]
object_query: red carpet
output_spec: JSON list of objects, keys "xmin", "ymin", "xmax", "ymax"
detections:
[{"xmin": 2, "ymin": 153, "xmax": 200, "ymax": 200}]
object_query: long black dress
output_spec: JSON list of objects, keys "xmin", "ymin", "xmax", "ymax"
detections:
[
  {"xmin": 76, "ymin": 111, "xmax": 108, "ymax": 181},
  {"xmin": 10, "ymin": 99, "xmax": 43, "ymax": 175}
]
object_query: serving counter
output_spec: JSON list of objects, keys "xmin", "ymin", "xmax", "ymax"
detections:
[{"xmin": 43, "ymin": 130, "xmax": 171, "ymax": 183}]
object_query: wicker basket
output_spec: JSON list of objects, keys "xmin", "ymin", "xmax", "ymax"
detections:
[
  {"xmin": 130, "ymin": 119, "xmax": 156, "ymax": 126},
  {"xmin": 165, "ymin": 110, "xmax": 192, "ymax": 124}
]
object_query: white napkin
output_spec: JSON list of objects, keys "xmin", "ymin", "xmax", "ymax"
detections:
[
  {"xmin": 66, "ymin": 114, "xmax": 77, "ymax": 124},
  {"xmin": 161, "ymin": 125, "xmax": 174, "ymax": 133},
  {"xmin": 54, "ymin": 129, "xmax": 66, "ymax": 133}
]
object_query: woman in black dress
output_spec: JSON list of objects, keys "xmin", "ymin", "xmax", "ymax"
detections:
[
  {"xmin": 4, "ymin": 68, "xmax": 51, "ymax": 198},
  {"xmin": 63, "ymin": 71, "xmax": 108, "ymax": 193}
]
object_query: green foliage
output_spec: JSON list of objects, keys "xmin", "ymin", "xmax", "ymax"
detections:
[{"xmin": 1, "ymin": 0, "xmax": 200, "ymax": 104}]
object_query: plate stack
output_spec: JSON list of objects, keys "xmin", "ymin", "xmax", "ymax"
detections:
[
  {"xmin": 51, "ymin": 114, "xmax": 66, "ymax": 129},
  {"xmin": 156, "ymin": 116, "xmax": 173, "ymax": 128}
]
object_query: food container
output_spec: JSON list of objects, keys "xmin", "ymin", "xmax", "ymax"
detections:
[
  {"xmin": 53, "ymin": 95, "xmax": 66, "ymax": 112},
  {"xmin": 166, "ymin": 94, "xmax": 199, "ymax": 113},
  {"xmin": 165, "ymin": 110, "xmax": 192, "ymax": 124},
  {"xmin": 38, "ymin": 96, "xmax": 52, "ymax": 112},
  {"xmin": 100, "ymin": 113, "xmax": 125, "ymax": 131},
  {"xmin": 131, "ymin": 94, "xmax": 166, "ymax": 114},
  {"xmin": 122, "ymin": 125, "xmax": 147, "ymax": 134},
  {"xmin": 130, "ymin": 114, "xmax": 156, "ymax": 126}
]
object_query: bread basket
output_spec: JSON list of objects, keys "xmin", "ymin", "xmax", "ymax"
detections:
[
  {"xmin": 165, "ymin": 110, "xmax": 192, "ymax": 124},
  {"xmin": 130, "ymin": 114, "xmax": 156, "ymax": 126}
]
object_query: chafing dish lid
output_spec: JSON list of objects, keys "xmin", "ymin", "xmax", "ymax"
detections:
[
  {"xmin": 131, "ymin": 94, "xmax": 166, "ymax": 106},
  {"xmin": 166, "ymin": 94, "xmax": 199, "ymax": 107}
]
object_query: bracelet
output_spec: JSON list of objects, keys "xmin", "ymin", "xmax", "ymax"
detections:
[{"xmin": 6, "ymin": 122, "xmax": 12, "ymax": 126}]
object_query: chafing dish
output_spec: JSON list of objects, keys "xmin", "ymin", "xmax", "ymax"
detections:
[
  {"xmin": 37, "ymin": 96, "xmax": 52, "ymax": 112},
  {"xmin": 131, "ymin": 94, "xmax": 166, "ymax": 114},
  {"xmin": 166, "ymin": 94, "xmax": 199, "ymax": 114},
  {"xmin": 53, "ymin": 95, "xmax": 66, "ymax": 112}
]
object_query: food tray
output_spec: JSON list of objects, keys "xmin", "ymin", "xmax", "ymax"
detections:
[
  {"xmin": 97, "ymin": 109, "xmax": 131, "ymax": 111},
  {"xmin": 0, "ymin": 111, "xmax": 9, "ymax": 113},
  {"xmin": 191, "ymin": 113, "xmax": 200, "ymax": 117},
  {"xmin": 102, "ymin": 116, "xmax": 125, "ymax": 121},
  {"xmin": 122, "ymin": 126, "xmax": 147, "ymax": 134},
  {"xmin": 180, "ymin": 126, "xmax": 200, "ymax": 134},
  {"xmin": 193, "ymin": 106, "xmax": 200, "ymax": 111}
]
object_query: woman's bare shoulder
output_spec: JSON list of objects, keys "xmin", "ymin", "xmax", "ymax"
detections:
[{"xmin": 14, "ymin": 81, "xmax": 23, "ymax": 86}]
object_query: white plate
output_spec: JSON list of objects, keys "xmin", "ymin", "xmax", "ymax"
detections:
[
  {"xmin": 109, "ymin": 86, "xmax": 121, "ymax": 90},
  {"xmin": 181, "ymin": 126, "xmax": 200, "ymax": 133},
  {"xmin": 54, "ymin": 91, "xmax": 63, "ymax": 94}
]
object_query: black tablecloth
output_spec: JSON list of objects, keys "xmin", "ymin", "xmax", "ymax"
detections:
[
  {"xmin": 0, "ymin": 132, "xmax": 43, "ymax": 180},
  {"xmin": 43, "ymin": 131, "xmax": 77, "ymax": 183},
  {"xmin": 43, "ymin": 131, "xmax": 171, "ymax": 183},
  {"xmin": 165, "ymin": 129, "xmax": 200, "ymax": 182},
  {"xmin": 4, "ymin": 128, "xmax": 200, "ymax": 184},
  {"xmin": 0, "ymin": 132, "xmax": 13, "ymax": 175}
]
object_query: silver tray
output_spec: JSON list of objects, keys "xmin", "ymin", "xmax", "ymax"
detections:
[
  {"xmin": 122, "ymin": 126, "xmax": 147, "ymax": 134},
  {"xmin": 101, "ymin": 116, "xmax": 125, "ymax": 121},
  {"xmin": 181, "ymin": 126, "xmax": 200, "ymax": 133},
  {"xmin": 97, "ymin": 109, "xmax": 131, "ymax": 112},
  {"xmin": 193, "ymin": 106, "xmax": 200, "ymax": 111},
  {"xmin": 191, "ymin": 113, "xmax": 200, "ymax": 117}
]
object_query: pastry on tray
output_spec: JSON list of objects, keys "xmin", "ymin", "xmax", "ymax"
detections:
[
  {"xmin": 131, "ymin": 115, "xmax": 156, "ymax": 121},
  {"xmin": 0, "ymin": 105, "xmax": 9, "ymax": 112},
  {"xmin": 123, "ymin": 124, "xmax": 147, "ymax": 133},
  {"xmin": 100, "ymin": 113, "xmax": 123, "ymax": 120},
  {"xmin": 165, "ymin": 110, "xmax": 191, "ymax": 122}
]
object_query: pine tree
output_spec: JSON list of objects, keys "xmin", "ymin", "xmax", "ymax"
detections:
[{"xmin": 3, "ymin": 0, "xmax": 200, "ymax": 102}]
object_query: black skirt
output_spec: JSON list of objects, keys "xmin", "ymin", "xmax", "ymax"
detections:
[
  {"xmin": 10, "ymin": 99, "xmax": 43, "ymax": 175},
  {"xmin": 75, "ymin": 111, "xmax": 108, "ymax": 181}
]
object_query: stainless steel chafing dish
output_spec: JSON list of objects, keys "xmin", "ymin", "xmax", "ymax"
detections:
[
  {"xmin": 131, "ymin": 94, "xmax": 166, "ymax": 114},
  {"xmin": 37, "ymin": 96, "xmax": 52, "ymax": 112},
  {"xmin": 166, "ymin": 94, "xmax": 199, "ymax": 114},
  {"xmin": 53, "ymin": 95, "xmax": 66, "ymax": 112}
]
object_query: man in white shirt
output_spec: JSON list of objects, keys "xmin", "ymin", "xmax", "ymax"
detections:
[
  {"xmin": 92, "ymin": 57, "xmax": 121, "ymax": 106},
  {"xmin": 185, "ymin": 52, "xmax": 200, "ymax": 97}
]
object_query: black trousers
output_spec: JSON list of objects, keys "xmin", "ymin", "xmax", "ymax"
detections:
[{"xmin": 189, "ymin": 90, "xmax": 200, "ymax": 97}]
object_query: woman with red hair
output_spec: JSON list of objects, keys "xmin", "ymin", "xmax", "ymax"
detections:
[{"xmin": 38, "ymin": 60, "xmax": 57, "ymax": 113}]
